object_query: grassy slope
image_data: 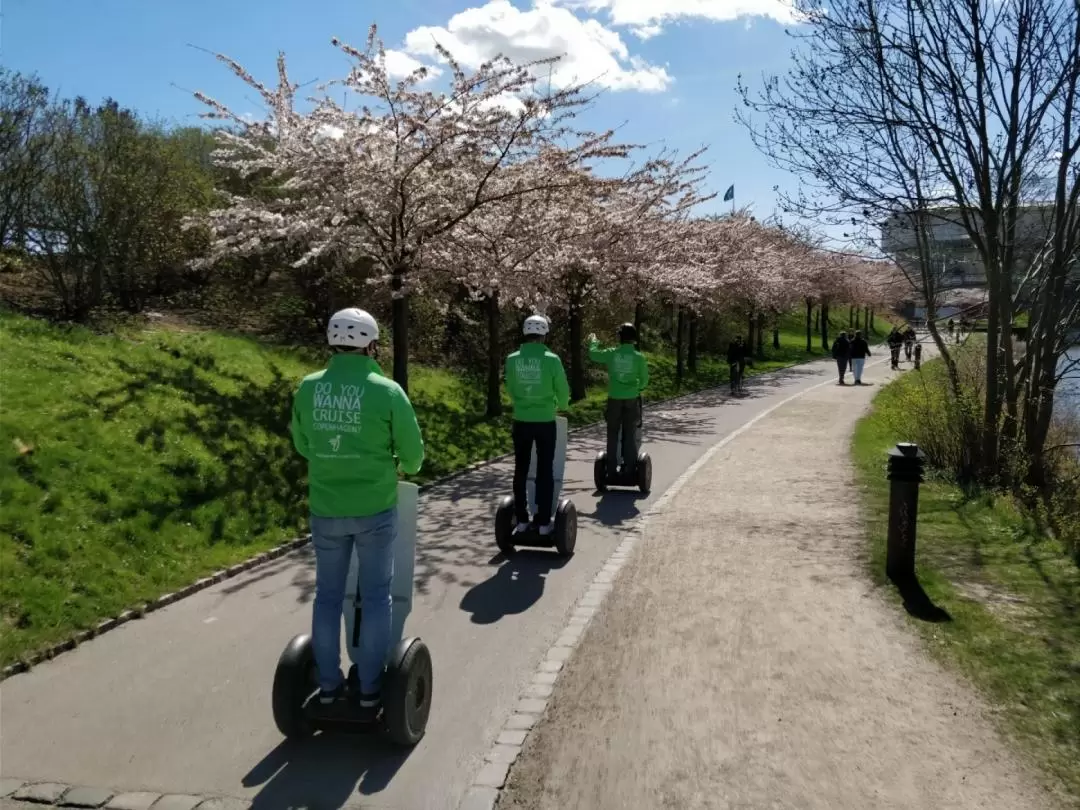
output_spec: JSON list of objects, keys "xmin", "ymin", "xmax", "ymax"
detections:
[
  {"xmin": 1, "ymin": 308, "xmax": 855, "ymax": 666},
  {"xmin": 852, "ymin": 363, "xmax": 1079, "ymax": 804}
]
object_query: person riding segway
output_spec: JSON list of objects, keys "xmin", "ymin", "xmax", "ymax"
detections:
[
  {"xmin": 494, "ymin": 314, "xmax": 577, "ymax": 556},
  {"xmin": 589, "ymin": 323, "xmax": 651, "ymax": 493},
  {"xmin": 275, "ymin": 308, "xmax": 432, "ymax": 746}
]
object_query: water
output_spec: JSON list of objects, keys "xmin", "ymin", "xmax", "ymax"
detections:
[{"xmin": 1058, "ymin": 346, "xmax": 1080, "ymax": 420}]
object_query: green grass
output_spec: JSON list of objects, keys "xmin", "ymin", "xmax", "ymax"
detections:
[
  {"xmin": 853, "ymin": 362, "xmax": 1080, "ymax": 804},
  {"xmin": 0, "ymin": 308, "xmax": 832, "ymax": 666}
]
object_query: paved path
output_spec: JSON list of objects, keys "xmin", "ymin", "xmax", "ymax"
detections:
[
  {"xmin": 1, "ymin": 354, "xmax": 892, "ymax": 810},
  {"xmin": 497, "ymin": 360, "xmax": 1060, "ymax": 810}
]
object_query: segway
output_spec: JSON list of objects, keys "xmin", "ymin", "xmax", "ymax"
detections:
[
  {"xmin": 494, "ymin": 415, "xmax": 577, "ymax": 558},
  {"xmin": 272, "ymin": 481, "xmax": 432, "ymax": 747},
  {"xmin": 594, "ymin": 396, "xmax": 652, "ymax": 494}
]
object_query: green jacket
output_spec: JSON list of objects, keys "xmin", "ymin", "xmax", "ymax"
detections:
[
  {"xmin": 588, "ymin": 339, "xmax": 649, "ymax": 400},
  {"xmin": 504, "ymin": 342, "xmax": 570, "ymax": 422},
  {"xmin": 291, "ymin": 353, "xmax": 424, "ymax": 518}
]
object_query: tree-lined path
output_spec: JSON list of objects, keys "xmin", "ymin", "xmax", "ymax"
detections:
[{"xmin": 5, "ymin": 359, "xmax": 844, "ymax": 810}]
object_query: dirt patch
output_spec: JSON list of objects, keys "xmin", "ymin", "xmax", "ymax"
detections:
[{"xmin": 499, "ymin": 374, "xmax": 1061, "ymax": 810}]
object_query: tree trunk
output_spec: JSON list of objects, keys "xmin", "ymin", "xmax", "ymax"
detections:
[
  {"xmin": 485, "ymin": 291, "xmax": 502, "ymax": 418},
  {"xmin": 773, "ymin": 325, "xmax": 780, "ymax": 350},
  {"xmin": 849, "ymin": 305, "xmax": 855, "ymax": 328},
  {"xmin": 870, "ymin": 309, "xmax": 875, "ymax": 331},
  {"xmin": 676, "ymin": 307, "xmax": 686, "ymax": 387},
  {"xmin": 806, "ymin": 298, "xmax": 814, "ymax": 353},
  {"xmin": 756, "ymin": 313, "xmax": 766, "ymax": 358},
  {"xmin": 814, "ymin": 307, "xmax": 820, "ymax": 332},
  {"xmin": 747, "ymin": 311, "xmax": 755, "ymax": 352},
  {"xmin": 391, "ymin": 268, "xmax": 409, "ymax": 394},
  {"xmin": 688, "ymin": 313, "xmax": 698, "ymax": 374},
  {"xmin": 569, "ymin": 296, "xmax": 586, "ymax": 401},
  {"xmin": 634, "ymin": 300, "xmax": 645, "ymax": 349},
  {"xmin": 982, "ymin": 264, "xmax": 1004, "ymax": 481},
  {"xmin": 820, "ymin": 302, "xmax": 830, "ymax": 351}
]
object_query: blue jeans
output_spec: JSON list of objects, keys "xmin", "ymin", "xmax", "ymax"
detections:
[
  {"xmin": 852, "ymin": 358, "xmax": 866, "ymax": 382},
  {"xmin": 310, "ymin": 508, "xmax": 396, "ymax": 694}
]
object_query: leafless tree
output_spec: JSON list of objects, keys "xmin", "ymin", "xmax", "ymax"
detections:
[
  {"xmin": 0, "ymin": 68, "xmax": 53, "ymax": 252},
  {"xmin": 738, "ymin": 0, "xmax": 1080, "ymax": 485}
]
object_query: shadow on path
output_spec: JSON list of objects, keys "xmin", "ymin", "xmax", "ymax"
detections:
[
  {"xmin": 580, "ymin": 492, "xmax": 647, "ymax": 526},
  {"xmin": 244, "ymin": 732, "xmax": 411, "ymax": 810},
  {"xmin": 460, "ymin": 551, "xmax": 571, "ymax": 624}
]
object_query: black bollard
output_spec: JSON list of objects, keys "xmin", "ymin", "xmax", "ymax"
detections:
[
  {"xmin": 886, "ymin": 442, "xmax": 925, "ymax": 584},
  {"xmin": 913, "ymin": 344, "xmax": 922, "ymax": 370}
]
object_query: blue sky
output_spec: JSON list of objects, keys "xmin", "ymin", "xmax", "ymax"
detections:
[{"xmin": 3, "ymin": 0, "xmax": 812, "ymax": 224}]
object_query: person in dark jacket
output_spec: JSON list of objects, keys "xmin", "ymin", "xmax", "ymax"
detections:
[
  {"xmin": 903, "ymin": 326, "xmax": 916, "ymax": 360},
  {"xmin": 849, "ymin": 330, "xmax": 871, "ymax": 384},
  {"xmin": 831, "ymin": 330, "xmax": 852, "ymax": 385},
  {"xmin": 887, "ymin": 328, "xmax": 903, "ymax": 369},
  {"xmin": 727, "ymin": 337, "xmax": 745, "ymax": 394}
]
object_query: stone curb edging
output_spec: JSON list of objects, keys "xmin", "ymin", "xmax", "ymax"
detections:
[
  {"xmin": 0, "ymin": 356, "xmax": 821, "ymax": 683},
  {"xmin": 0, "ymin": 779, "xmax": 249, "ymax": 810},
  {"xmin": 454, "ymin": 358, "xmax": 893, "ymax": 810}
]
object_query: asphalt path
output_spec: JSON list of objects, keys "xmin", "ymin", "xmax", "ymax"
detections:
[{"xmin": 2, "ymin": 357, "xmax": 850, "ymax": 810}]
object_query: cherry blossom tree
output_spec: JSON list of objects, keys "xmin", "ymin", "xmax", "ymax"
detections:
[
  {"xmin": 432, "ymin": 178, "xmax": 575, "ymax": 415},
  {"xmin": 189, "ymin": 25, "xmax": 629, "ymax": 393}
]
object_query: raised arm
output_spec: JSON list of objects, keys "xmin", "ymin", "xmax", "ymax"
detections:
[{"xmin": 587, "ymin": 333, "xmax": 612, "ymax": 364}]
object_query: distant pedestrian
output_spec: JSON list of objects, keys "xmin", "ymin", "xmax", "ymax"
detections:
[
  {"xmin": 887, "ymin": 328, "xmax": 903, "ymax": 369},
  {"xmin": 831, "ymin": 330, "xmax": 852, "ymax": 385},
  {"xmin": 849, "ymin": 330, "xmax": 871, "ymax": 384},
  {"xmin": 727, "ymin": 336, "xmax": 745, "ymax": 395},
  {"xmin": 947, "ymin": 318, "xmax": 955, "ymax": 338},
  {"xmin": 738, "ymin": 336, "xmax": 751, "ymax": 386},
  {"xmin": 903, "ymin": 327, "xmax": 916, "ymax": 361}
]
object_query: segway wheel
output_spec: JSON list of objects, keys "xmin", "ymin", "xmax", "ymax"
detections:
[
  {"xmin": 554, "ymin": 499, "xmax": 577, "ymax": 557},
  {"xmin": 383, "ymin": 638, "xmax": 433, "ymax": 747},
  {"xmin": 272, "ymin": 633, "xmax": 317, "ymax": 739},
  {"xmin": 593, "ymin": 452, "xmax": 608, "ymax": 493},
  {"xmin": 495, "ymin": 495, "xmax": 516, "ymax": 556},
  {"xmin": 637, "ymin": 452, "xmax": 652, "ymax": 495}
]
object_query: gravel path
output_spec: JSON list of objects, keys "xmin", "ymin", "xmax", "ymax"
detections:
[{"xmin": 498, "ymin": 366, "xmax": 1059, "ymax": 810}]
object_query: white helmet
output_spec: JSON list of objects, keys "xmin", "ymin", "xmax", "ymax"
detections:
[
  {"xmin": 327, "ymin": 308, "xmax": 379, "ymax": 349},
  {"xmin": 523, "ymin": 314, "xmax": 550, "ymax": 337}
]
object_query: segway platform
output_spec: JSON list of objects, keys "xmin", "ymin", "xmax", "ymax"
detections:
[
  {"xmin": 594, "ymin": 399, "xmax": 652, "ymax": 494},
  {"xmin": 494, "ymin": 416, "xmax": 577, "ymax": 557},
  {"xmin": 272, "ymin": 481, "xmax": 432, "ymax": 747}
]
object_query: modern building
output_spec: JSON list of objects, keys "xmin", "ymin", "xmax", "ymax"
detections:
[{"xmin": 878, "ymin": 203, "xmax": 1061, "ymax": 291}]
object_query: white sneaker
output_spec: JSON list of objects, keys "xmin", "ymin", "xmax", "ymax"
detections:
[
  {"xmin": 514, "ymin": 522, "xmax": 531, "ymax": 534},
  {"xmin": 538, "ymin": 523, "xmax": 554, "ymax": 537}
]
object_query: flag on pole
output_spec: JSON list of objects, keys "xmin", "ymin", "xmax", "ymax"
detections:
[{"xmin": 723, "ymin": 184, "xmax": 735, "ymax": 202}]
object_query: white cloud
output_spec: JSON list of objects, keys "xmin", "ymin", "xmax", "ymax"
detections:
[
  {"xmin": 554, "ymin": 0, "xmax": 802, "ymax": 38},
  {"xmin": 384, "ymin": 49, "xmax": 443, "ymax": 81},
  {"xmin": 402, "ymin": 0, "xmax": 671, "ymax": 93}
]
